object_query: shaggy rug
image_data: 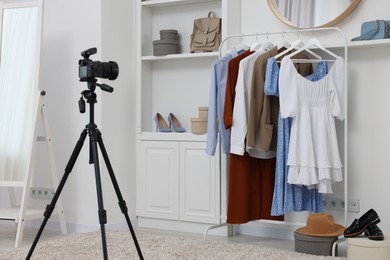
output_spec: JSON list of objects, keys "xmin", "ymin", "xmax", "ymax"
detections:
[{"xmin": 0, "ymin": 230, "xmax": 346, "ymax": 259}]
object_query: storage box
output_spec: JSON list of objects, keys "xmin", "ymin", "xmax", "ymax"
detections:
[
  {"xmin": 153, "ymin": 39, "xmax": 180, "ymax": 56},
  {"xmin": 160, "ymin": 29, "xmax": 179, "ymax": 40},
  {"xmin": 347, "ymin": 237, "xmax": 390, "ymax": 260},
  {"xmin": 191, "ymin": 117, "xmax": 207, "ymax": 134},
  {"xmin": 294, "ymin": 231, "xmax": 338, "ymax": 256},
  {"xmin": 198, "ymin": 106, "xmax": 208, "ymax": 118}
]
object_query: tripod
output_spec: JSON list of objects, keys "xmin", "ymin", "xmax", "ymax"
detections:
[{"xmin": 26, "ymin": 81, "xmax": 144, "ymax": 260}]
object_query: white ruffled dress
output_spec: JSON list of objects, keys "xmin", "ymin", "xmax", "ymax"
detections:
[{"xmin": 279, "ymin": 56, "xmax": 344, "ymax": 193}]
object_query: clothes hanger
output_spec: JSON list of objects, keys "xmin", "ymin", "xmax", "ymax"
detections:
[
  {"xmin": 274, "ymin": 30, "xmax": 322, "ymax": 60},
  {"xmin": 260, "ymin": 32, "xmax": 274, "ymax": 52},
  {"xmin": 305, "ymin": 38, "xmax": 339, "ymax": 59},
  {"xmin": 274, "ymin": 39, "xmax": 303, "ymax": 60},
  {"xmin": 274, "ymin": 39, "xmax": 322, "ymax": 60},
  {"xmin": 277, "ymin": 39, "xmax": 290, "ymax": 50},
  {"xmin": 276, "ymin": 31, "xmax": 290, "ymax": 50},
  {"xmin": 250, "ymin": 33, "xmax": 262, "ymax": 52},
  {"xmin": 286, "ymin": 37, "xmax": 339, "ymax": 63},
  {"xmin": 235, "ymin": 35, "xmax": 249, "ymax": 52}
]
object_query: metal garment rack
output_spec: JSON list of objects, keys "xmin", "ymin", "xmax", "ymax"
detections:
[{"xmin": 205, "ymin": 27, "xmax": 348, "ymax": 256}]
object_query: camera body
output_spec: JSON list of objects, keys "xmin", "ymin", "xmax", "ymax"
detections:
[{"xmin": 79, "ymin": 47, "xmax": 119, "ymax": 82}]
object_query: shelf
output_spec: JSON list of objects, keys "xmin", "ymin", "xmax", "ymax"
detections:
[
  {"xmin": 140, "ymin": 132, "xmax": 207, "ymax": 141},
  {"xmin": 321, "ymin": 38, "xmax": 390, "ymax": 49},
  {"xmin": 0, "ymin": 207, "xmax": 43, "ymax": 221},
  {"xmin": 142, "ymin": 0, "xmax": 217, "ymax": 8},
  {"xmin": 348, "ymin": 38, "xmax": 390, "ymax": 49},
  {"xmin": 141, "ymin": 39, "xmax": 390, "ymax": 59},
  {"xmin": 142, "ymin": 52, "xmax": 219, "ymax": 61},
  {"xmin": 0, "ymin": 181, "xmax": 24, "ymax": 187}
]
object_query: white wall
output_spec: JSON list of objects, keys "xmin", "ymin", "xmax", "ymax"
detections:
[
  {"xmin": 240, "ymin": 0, "xmax": 390, "ymax": 237},
  {"xmin": 38, "ymin": 0, "xmax": 102, "ymax": 229},
  {"xmin": 100, "ymin": 0, "xmax": 136, "ymax": 225}
]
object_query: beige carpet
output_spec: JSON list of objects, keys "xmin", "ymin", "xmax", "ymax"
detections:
[{"xmin": 0, "ymin": 230, "xmax": 346, "ymax": 259}]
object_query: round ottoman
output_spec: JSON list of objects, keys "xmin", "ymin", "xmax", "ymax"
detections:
[{"xmin": 347, "ymin": 236, "xmax": 390, "ymax": 260}]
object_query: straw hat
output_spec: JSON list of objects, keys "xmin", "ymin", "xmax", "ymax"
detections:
[{"xmin": 295, "ymin": 213, "xmax": 345, "ymax": 237}]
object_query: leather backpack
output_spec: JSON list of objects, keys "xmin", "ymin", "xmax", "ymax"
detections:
[{"xmin": 190, "ymin": 11, "xmax": 221, "ymax": 53}]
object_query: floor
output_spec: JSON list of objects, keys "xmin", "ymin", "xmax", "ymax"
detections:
[{"xmin": 0, "ymin": 223, "xmax": 347, "ymax": 257}]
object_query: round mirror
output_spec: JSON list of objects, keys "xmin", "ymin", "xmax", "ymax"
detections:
[{"xmin": 267, "ymin": 0, "xmax": 361, "ymax": 28}]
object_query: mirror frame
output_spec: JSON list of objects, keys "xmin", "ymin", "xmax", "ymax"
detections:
[
  {"xmin": 267, "ymin": 0, "xmax": 361, "ymax": 28},
  {"xmin": 0, "ymin": 0, "xmax": 43, "ymax": 182}
]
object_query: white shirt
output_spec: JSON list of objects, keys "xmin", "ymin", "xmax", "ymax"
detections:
[{"xmin": 230, "ymin": 48, "xmax": 275, "ymax": 159}]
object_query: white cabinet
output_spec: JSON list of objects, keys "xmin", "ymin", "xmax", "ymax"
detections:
[
  {"xmin": 179, "ymin": 141, "xmax": 220, "ymax": 224},
  {"xmin": 137, "ymin": 140, "xmax": 220, "ymax": 224},
  {"xmin": 135, "ymin": 0, "xmax": 241, "ymax": 231},
  {"xmin": 138, "ymin": 141, "xmax": 179, "ymax": 220}
]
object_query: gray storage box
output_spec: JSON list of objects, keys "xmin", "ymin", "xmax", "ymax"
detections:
[
  {"xmin": 153, "ymin": 39, "xmax": 180, "ymax": 56},
  {"xmin": 294, "ymin": 231, "xmax": 338, "ymax": 256},
  {"xmin": 160, "ymin": 29, "xmax": 179, "ymax": 40}
]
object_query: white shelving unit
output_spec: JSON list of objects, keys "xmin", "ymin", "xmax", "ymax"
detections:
[
  {"xmin": 319, "ymin": 38, "xmax": 390, "ymax": 49},
  {"xmin": 141, "ymin": 51, "xmax": 219, "ymax": 61},
  {"xmin": 136, "ymin": 0, "xmax": 241, "ymax": 233},
  {"xmin": 348, "ymin": 38, "xmax": 390, "ymax": 48}
]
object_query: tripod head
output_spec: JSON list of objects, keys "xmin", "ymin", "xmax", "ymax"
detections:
[{"xmin": 78, "ymin": 47, "xmax": 119, "ymax": 114}]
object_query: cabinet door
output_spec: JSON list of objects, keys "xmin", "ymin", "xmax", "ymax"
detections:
[
  {"xmin": 180, "ymin": 142, "xmax": 220, "ymax": 224},
  {"xmin": 138, "ymin": 141, "xmax": 179, "ymax": 220}
]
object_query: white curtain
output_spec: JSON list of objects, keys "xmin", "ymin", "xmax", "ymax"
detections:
[
  {"xmin": 276, "ymin": 0, "xmax": 315, "ymax": 28},
  {"xmin": 0, "ymin": 7, "xmax": 39, "ymax": 181}
]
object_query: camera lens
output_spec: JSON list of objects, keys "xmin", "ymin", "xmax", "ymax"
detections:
[
  {"xmin": 93, "ymin": 61, "xmax": 119, "ymax": 80},
  {"xmin": 107, "ymin": 61, "xmax": 119, "ymax": 80}
]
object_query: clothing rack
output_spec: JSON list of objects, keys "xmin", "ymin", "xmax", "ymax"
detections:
[{"xmin": 205, "ymin": 27, "xmax": 348, "ymax": 256}]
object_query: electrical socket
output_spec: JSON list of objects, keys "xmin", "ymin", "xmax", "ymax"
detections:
[
  {"xmin": 347, "ymin": 199, "xmax": 359, "ymax": 212},
  {"xmin": 30, "ymin": 187, "xmax": 55, "ymax": 200},
  {"xmin": 322, "ymin": 196, "xmax": 359, "ymax": 213}
]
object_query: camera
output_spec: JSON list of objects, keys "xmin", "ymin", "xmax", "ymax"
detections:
[{"xmin": 79, "ymin": 47, "xmax": 119, "ymax": 82}]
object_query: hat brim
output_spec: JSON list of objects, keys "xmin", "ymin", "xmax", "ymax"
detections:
[{"xmin": 295, "ymin": 224, "xmax": 345, "ymax": 237}]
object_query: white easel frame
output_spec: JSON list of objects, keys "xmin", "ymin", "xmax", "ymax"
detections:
[
  {"xmin": 204, "ymin": 27, "xmax": 348, "ymax": 257},
  {"xmin": 0, "ymin": 93, "xmax": 68, "ymax": 248}
]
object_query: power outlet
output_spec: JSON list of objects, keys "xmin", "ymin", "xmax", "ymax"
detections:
[
  {"xmin": 322, "ymin": 196, "xmax": 359, "ymax": 213},
  {"xmin": 30, "ymin": 187, "xmax": 55, "ymax": 200},
  {"xmin": 347, "ymin": 199, "xmax": 359, "ymax": 212}
]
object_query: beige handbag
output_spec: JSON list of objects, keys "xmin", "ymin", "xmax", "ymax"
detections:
[{"xmin": 190, "ymin": 11, "xmax": 221, "ymax": 53}]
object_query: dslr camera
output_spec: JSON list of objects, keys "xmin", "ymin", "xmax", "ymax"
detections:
[{"xmin": 79, "ymin": 47, "xmax": 119, "ymax": 82}]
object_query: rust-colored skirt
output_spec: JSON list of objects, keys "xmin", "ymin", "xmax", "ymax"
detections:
[{"xmin": 227, "ymin": 152, "xmax": 283, "ymax": 224}]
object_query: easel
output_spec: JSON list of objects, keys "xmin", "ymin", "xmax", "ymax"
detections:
[{"xmin": 0, "ymin": 91, "xmax": 67, "ymax": 247}]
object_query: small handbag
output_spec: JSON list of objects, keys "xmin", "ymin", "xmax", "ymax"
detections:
[
  {"xmin": 190, "ymin": 11, "xmax": 221, "ymax": 53},
  {"xmin": 351, "ymin": 20, "xmax": 390, "ymax": 41}
]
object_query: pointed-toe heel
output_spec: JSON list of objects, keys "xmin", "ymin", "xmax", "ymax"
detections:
[
  {"xmin": 154, "ymin": 113, "xmax": 171, "ymax": 132},
  {"xmin": 168, "ymin": 113, "xmax": 186, "ymax": 133}
]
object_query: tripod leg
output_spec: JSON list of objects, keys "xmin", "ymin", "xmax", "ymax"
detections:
[
  {"xmin": 90, "ymin": 129, "xmax": 108, "ymax": 260},
  {"xmin": 26, "ymin": 129, "xmax": 88, "ymax": 260},
  {"xmin": 96, "ymin": 130, "xmax": 144, "ymax": 260}
]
